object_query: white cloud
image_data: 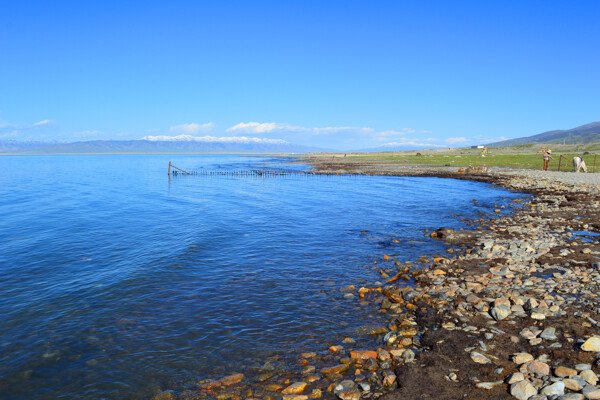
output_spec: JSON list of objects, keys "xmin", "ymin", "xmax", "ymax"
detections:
[
  {"xmin": 141, "ymin": 135, "xmax": 288, "ymax": 144},
  {"xmin": 169, "ymin": 122, "xmax": 214, "ymax": 134},
  {"xmin": 226, "ymin": 121, "xmax": 372, "ymax": 135},
  {"xmin": 445, "ymin": 137, "xmax": 468, "ymax": 144},
  {"xmin": 34, "ymin": 119, "xmax": 53, "ymax": 126}
]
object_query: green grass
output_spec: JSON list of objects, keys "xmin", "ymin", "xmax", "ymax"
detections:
[{"xmin": 314, "ymin": 144, "xmax": 600, "ymax": 172}]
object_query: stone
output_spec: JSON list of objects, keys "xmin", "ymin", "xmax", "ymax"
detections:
[
  {"xmin": 507, "ymin": 372, "xmax": 525, "ymax": 384},
  {"xmin": 471, "ymin": 352, "xmax": 491, "ymax": 364},
  {"xmin": 563, "ymin": 378, "xmax": 583, "ymax": 391},
  {"xmin": 576, "ymin": 364, "xmax": 592, "ymax": 371},
  {"xmin": 322, "ymin": 365, "xmax": 349, "ymax": 374},
  {"xmin": 555, "ymin": 366, "xmax": 577, "ymax": 378},
  {"xmin": 581, "ymin": 336, "xmax": 600, "ymax": 352},
  {"xmin": 283, "ymin": 396, "xmax": 308, "ymax": 400},
  {"xmin": 580, "ymin": 369, "xmax": 599, "ymax": 385},
  {"xmin": 523, "ymin": 361, "xmax": 550, "ymax": 376},
  {"xmin": 389, "ymin": 349, "xmax": 405, "ymax": 360},
  {"xmin": 540, "ymin": 381, "xmax": 565, "ymax": 396},
  {"xmin": 511, "ymin": 380, "xmax": 538, "ymax": 400},
  {"xmin": 557, "ymin": 394, "xmax": 585, "ymax": 400},
  {"xmin": 540, "ymin": 327, "xmax": 557, "ymax": 340},
  {"xmin": 477, "ymin": 381, "xmax": 503, "ymax": 389},
  {"xmin": 350, "ymin": 350, "xmax": 377, "ymax": 360},
  {"xmin": 582, "ymin": 385, "xmax": 600, "ymax": 399},
  {"xmin": 333, "ymin": 380, "xmax": 360, "ymax": 400},
  {"xmin": 220, "ymin": 373, "xmax": 244, "ymax": 386},
  {"xmin": 402, "ymin": 349, "xmax": 415, "ymax": 362},
  {"xmin": 329, "ymin": 345, "xmax": 344, "ymax": 353},
  {"xmin": 513, "ymin": 353, "xmax": 534, "ymax": 365},
  {"xmin": 491, "ymin": 298, "xmax": 512, "ymax": 320},
  {"xmin": 282, "ymin": 382, "xmax": 308, "ymax": 395}
]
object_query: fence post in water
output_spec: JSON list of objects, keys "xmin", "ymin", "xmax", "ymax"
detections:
[{"xmin": 168, "ymin": 161, "xmax": 171, "ymax": 176}]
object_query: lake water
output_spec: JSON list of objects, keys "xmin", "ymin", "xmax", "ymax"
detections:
[{"xmin": 0, "ymin": 155, "xmax": 524, "ymax": 399}]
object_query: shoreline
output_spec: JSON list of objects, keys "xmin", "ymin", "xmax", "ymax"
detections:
[{"xmin": 159, "ymin": 160, "xmax": 600, "ymax": 400}]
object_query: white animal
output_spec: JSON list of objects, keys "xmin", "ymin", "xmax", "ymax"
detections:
[{"xmin": 573, "ymin": 156, "xmax": 588, "ymax": 173}]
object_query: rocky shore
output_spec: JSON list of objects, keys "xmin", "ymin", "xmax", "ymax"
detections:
[{"xmin": 155, "ymin": 163, "xmax": 600, "ymax": 400}]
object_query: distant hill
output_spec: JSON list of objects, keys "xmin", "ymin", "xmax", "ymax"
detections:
[
  {"xmin": 488, "ymin": 121, "xmax": 600, "ymax": 147},
  {"xmin": 0, "ymin": 137, "xmax": 324, "ymax": 155}
]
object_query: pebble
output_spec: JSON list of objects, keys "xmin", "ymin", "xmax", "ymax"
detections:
[
  {"xmin": 282, "ymin": 382, "xmax": 308, "ymax": 395},
  {"xmin": 581, "ymin": 336, "xmax": 600, "ymax": 352},
  {"xmin": 540, "ymin": 381, "xmax": 565, "ymax": 396},
  {"xmin": 511, "ymin": 379, "xmax": 538, "ymax": 400},
  {"xmin": 470, "ymin": 352, "xmax": 491, "ymax": 364}
]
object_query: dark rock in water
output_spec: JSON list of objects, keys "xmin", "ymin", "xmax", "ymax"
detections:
[{"xmin": 363, "ymin": 357, "xmax": 379, "ymax": 371}]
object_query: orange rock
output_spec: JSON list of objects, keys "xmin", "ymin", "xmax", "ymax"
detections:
[
  {"xmin": 265, "ymin": 384, "xmax": 284, "ymax": 392},
  {"xmin": 321, "ymin": 364, "xmax": 350, "ymax": 374},
  {"xmin": 301, "ymin": 352, "xmax": 317, "ymax": 358},
  {"xmin": 383, "ymin": 255, "xmax": 391, "ymax": 260},
  {"xmin": 220, "ymin": 373, "xmax": 244, "ymax": 386},
  {"xmin": 350, "ymin": 350, "xmax": 378, "ymax": 360},
  {"xmin": 329, "ymin": 345, "xmax": 343, "ymax": 353},
  {"xmin": 282, "ymin": 395, "xmax": 308, "ymax": 400},
  {"xmin": 282, "ymin": 382, "xmax": 308, "ymax": 395}
]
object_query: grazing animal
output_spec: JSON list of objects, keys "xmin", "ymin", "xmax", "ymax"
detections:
[{"xmin": 573, "ymin": 156, "xmax": 588, "ymax": 173}]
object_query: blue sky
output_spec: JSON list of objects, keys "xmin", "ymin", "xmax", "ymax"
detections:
[{"xmin": 1, "ymin": 1, "xmax": 599, "ymax": 150}]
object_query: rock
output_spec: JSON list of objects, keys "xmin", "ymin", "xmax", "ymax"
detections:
[
  {"xmin": 582, "ymin": 385, "xmax": 600, "ymax": 399},
  {"xmin": 557, "ymin": 394, "xmax": 585, "ymax": 400},
  {"xmin": 220, "ymin": 373, "xmax": 244, "ymax": 386},
  {"xmin": 507, "ymin": 372, "xmax": 525, "ymax": 384},
  {"xmin": 531, "ymin": 312, "xmax": 546, "ymax": 320},
  {"xmin": 513, "ymin": 353, "xmax": 534, "ymax": 365},
  {"xmin": 540, "ymin": 381, "xmax": 565, "ymax": 396},
  {"xmin": 540, "ymin": 327, "xmax": 557, "ymax": 340},
  {"xmin": 321, "ymin": 364, "xmax": 350, "ymax": 374},
  {"xmin": 329, "ymin": 345, "xmax": 344, "ymax": 353},
  {"xmin": 581, "ymin": 336, "xmax": 600, "ymax": 352},
  {"xmin": 563, "ymin": 378, "xmax": 584, "ymax": 391},
  {"xmin": 389, "ymin": 349, "xmax": 405, "ymax": 360},
  {"xmin": 523, "ymin": 361, "xmax": 550, "ymax": 376},
  {"xmin": 402, "ymin": 349, "xmax": 415, "ymax": 363},
  {"xmin": 350, "ymin": 350, "xmax": 377, "ymax": 360},
  {"xmin": 555, "ymin": 366, "xmax": 577, "ymax": 377},
  {"xmin": 511, "ymin": 380, "xmax": 538, "ymax": 400},
  {"xmin": 580, "ymin": 369, "xmax": 599, "ymax": 385},
  {"xmin": 283, "ymin": 395, "xmax": 309, "ymax": 400},
  {"xmin": 152, "ymin": 391, "xmax": 175, "ymax": 400},
  {"xmin": 309, "ymin": 389, "xmax": 322, "ymax": 399},
  {"xmin": 491, "ymin": 298, "xmax": 512, "ymax": 320},
  {"xmin": 576, "ymin": 364, "xmax": 592, "ymax": 371},
  {"xmin": 477, "ymin": 381, "xmax": 503, "ymax": 389},
  {"xmin": 282, "ymin": 382, "xmax": 308, "ymax": 395},
  {"xmin": 471, "ymin": 352, "xmax": 491, "ymax": 364},
  {"xmin": 333, "ymin": 380, "xmax": 360, "ymax": 400},
  {"xmin": 366, "ymin": 326, "xmax": 389, "ymax": 335},
  {"xmin": 382, "ymin": 371, "xmax": 397, "ymax": 387}
]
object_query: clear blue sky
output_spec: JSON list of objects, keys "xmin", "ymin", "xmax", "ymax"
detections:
[{"xmin": 1, "ymin": 1, "xmax": 599, "ymax": 150}]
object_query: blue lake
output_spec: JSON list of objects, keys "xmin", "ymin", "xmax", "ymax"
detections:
[{"xmin": 0, "ymin": 155, "xmax": 524, "ymax": 399}]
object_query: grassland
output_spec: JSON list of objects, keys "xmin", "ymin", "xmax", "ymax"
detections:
[{"xmin": 306, "ymin": 143, "xmax": 600, "ymax": 172}]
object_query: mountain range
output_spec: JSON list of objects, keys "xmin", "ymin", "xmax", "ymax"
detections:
[
  {"xmin": 0, "ymin": 136, "xmax": 324, "ymax": 155},
  {"xmin": 488, "ymin": 121, "xmax": 600, "ymax": 147}
]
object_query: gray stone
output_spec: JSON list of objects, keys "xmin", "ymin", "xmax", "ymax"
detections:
[
  {"xmin": 540, "ymin": 381, "xmax": 565, "ymax": 397},
  {"xmin": 540, "ymin": 327, "xmax": 557, "ymax": 340},
  {"xmin": 511, "ymin": 380, "xmax": 538, "ymax": 400},
  {"xmin": 471, "ymin": 352, "xmax": 491, "ymax": 364}
]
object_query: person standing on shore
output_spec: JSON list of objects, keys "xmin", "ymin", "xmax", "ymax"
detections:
[{"xmin": 542, "ymin": 149, "xmax": 553, "ymax": 171}]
